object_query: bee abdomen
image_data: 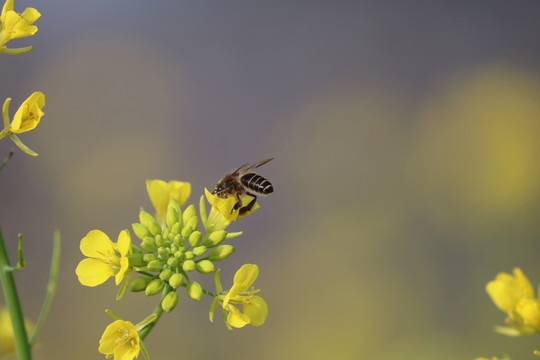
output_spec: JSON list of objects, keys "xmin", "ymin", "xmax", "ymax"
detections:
[{"xmin": 241, "ymin": 173, "xmax": 274, "ymax": 194}]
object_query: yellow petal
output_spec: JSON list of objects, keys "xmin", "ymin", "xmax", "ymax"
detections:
[
  {"xmin": 233, "ymin": 264, "xmax": 259, "ymax": 290},
  {"xmin": 516, "ymin": 297, "xmax": 540, "ymax": 330},
  {"xmin": 117, "ymin": 230, "xmax": 131, "ymax": 257},
  {"xmin": 0, "ymin": 0, "xmax": 14, "ymax": 23},
  {"xmin": 80, "ymin": 230, "xmax": 115, "ymax": 259},
  {"xmin": 244, "ymin": 295, "xmax": 268, "ymax": 326},
  {"xmin": 75, "ymin": 258, "xmax": 114, "ymax": 287},
  {"xmin": 146, "ymin": 180, "xmax": 169, "ymax": 217},
  {"xmin": 512, "ymin": 267, "xmax": 534, "ymax": 297},
  {"xmin": 115, "ymin": 257, "xmax": 129, "ymax": 286},
  {"xmin": 223, "ymin": 264, "xmax": 259, "ymax": 307},
  {"xmin": 226, "ymin": 305, "xmax": 250, "ymax": 328},
  {"xmin": 168, "ymin": 181, "xmax": 191, "ymax": 207}
]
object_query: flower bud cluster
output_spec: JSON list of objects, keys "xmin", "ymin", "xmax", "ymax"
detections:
[{"xmin": 130, "ymin": 198, "xmax": 236, "ymax": 312}]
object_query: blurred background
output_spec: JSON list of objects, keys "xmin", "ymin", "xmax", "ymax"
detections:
[{"xmin": 2, "ymin": 1, "xmax": 540, "ymax": 359}]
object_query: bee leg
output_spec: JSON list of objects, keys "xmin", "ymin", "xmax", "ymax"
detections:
[
  {"xmin": 239, "ymin": 194, "xmax": 257, "ymax": 216},
  {"xmin": 231, "ymin": 193, "xmax": 243, "ymax": 213}
]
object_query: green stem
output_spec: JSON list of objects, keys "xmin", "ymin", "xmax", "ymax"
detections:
[
  {"xmin": 29, "ymin": 229, "xmax": 60, "ymax": 346},
  {"xmin": 138, "ymin": 285, "xmax": 171, "ymax": 340},
  {"xmin": 0, "ymin": 229, "xmax": 31, "ymax": 360}
]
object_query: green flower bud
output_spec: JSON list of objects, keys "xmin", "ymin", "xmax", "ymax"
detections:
[
  {"xmin": 141, "ymin": 237, "xmax": 157, "ymax": 253},
  {"xmin": 208, "ymin": 245, "xmax": 236, "ymax": 262},
  {"xmin": 169, "ymin": 273, "xmax": 183, "ymax": 289},
  {"xmin": 193, "ymin": 245, "xmax": 207, "ymax": 257},
  {"xmin": 225, "ymin": 231, "xmax": 243, "ymax": 239},
  {"xmin": 127, "ymin": 253, "xmax": 146, "ymax": 267},
  {"xmin": 181, "ymin": 226, "xmax": 193, "ymax": 239},
  {"xmin": 189, "ymin": 231, "xmax": 202, "ymax": 247},
  {"xmin": 145, "ymin": 279, "xmax": 165, "ymax": 296},
  {"xmin": 158, "ymin": 247, "xmax": 170, "ymax": 259},
  {"xmin": 182, "ymin": 259, "xmax": 195, "ymax": 272},
  {"xmin": 196, "ymin": 260, "xmax": 215, "ymax": 274},
  {"xmin": 147, "ymin": 260, "xmax": 163, "ymax": 272},
  {"xmin": 139, "ymin": 209, "xmax": 162, "ymax": 236},
  {"xmin": 170, "ymin": 222, "xmax": 180, "ymax": 235},
  {"xmin": 184, "ymin": 251, "xmax": 194, "ymax": 260},
  {"xmin": 132, "ymin": 223, "xmax": 150, "ymax": 240},
  {"xmin": 143, "ymin": 253, "xmax": 157, "ymax": 262},
  {"xmin": 159, "ymin": 268, "xmax": 172, "ymax": 281},
  {"xmin": 170, "ymin": 244, "xmax": 179, "ymax": 253},
  {"xmin": 186, "ymin": 281, "xmax": 203, "ymax": 301},
  {"xmin": 182, "ymin": 204, "xmax": 196, "ymax": 225},
  {"xmin": 162, "ymin": 228, "xmax": 169, "ymax": 240},
  {"xmin": 185, "ymin": 216, "xmax": 198, "ymax": 231},
  {"xmin": 166, "ymin": 206, "xmax": 179, "ymax": 229},
  {"xmin": 203, "ymin": 230, "xmax": 227, "ymax": 247},
  {"xmin": 173, "ymin": 250, "xmax": 183, "ymax": 259},
  {"xmin": 155, "ymin": 234, "xmax": 166, "ymax": 247},
  {"xmin": 162, "ymin": 291, "xmax": 179, "ymax": 312},
  {"xmin": 130, "ymin": 276, "xmax": 152, "ymax": 292},
  {"xmin": 168, "ymin": 198, "xmax": 182, "ymax": 217},
  {"xmin": 167, "ymin": 257, "xmax": 179, "ymax": 268}
]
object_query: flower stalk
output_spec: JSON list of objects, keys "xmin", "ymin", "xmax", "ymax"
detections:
[
  {"xmin": 29, "ymin": 229, "xmax": 61, "ymax": 346},
  {"xmin": 0, "ymin": 229, "xmax": 31, "ymax": 360}
]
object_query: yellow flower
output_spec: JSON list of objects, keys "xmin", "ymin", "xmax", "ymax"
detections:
[
  {"xmin": 75, "ymin": 230, "xmax": 131, "ymax": 287},
  {"xmin": 146, "ymin": 179, "xmax": 191, "ymax": 223},
  {"xmin": 9, "ymin": 92, "xmax": 45, "ymax": 133},
  {"xmin": 486, "ymin": 267, "xmax": 534, "ymax": 313},
  {"xmin": 222, "ymin": 264, "xmax": 268, "ymax": 328},
  {"xmin": 98, "ymin": 320, "xmax": 140, "ymax": 360},
  {"xmin": 0, "ymin": 308, "xmax": 33, "ymax": 357},
  {"xmin": 204, "ymin": 188, "xmax": 260, "ymax": 224},
  {"xmin": 515, "ymin": 297, "xmax": 540, "ymax": 331},
  {"xmin": 0, "ymin": 0, "xmax": 40, "ymax": 51}
]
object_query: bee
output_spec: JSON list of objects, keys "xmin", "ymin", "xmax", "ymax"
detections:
[{"xmin": 212, "ymin": 158, "xmax": 274, "ymax": 215}]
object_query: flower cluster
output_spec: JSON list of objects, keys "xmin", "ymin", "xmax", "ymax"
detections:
[{"xmin": 76, "ymin": 180, "xmax": 269, "ymax": 360}]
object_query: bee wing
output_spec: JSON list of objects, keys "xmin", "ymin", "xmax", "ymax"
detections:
[
  {"xmin": 230, "ymin": 158, "xmax": 274, "ymax": 177},
  {"xmin": 253, "ymin": 157, "xmax": 274, "ymax": 168}
]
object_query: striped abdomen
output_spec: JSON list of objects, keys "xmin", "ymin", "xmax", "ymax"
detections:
[{"xmin": 241, "ymin": 173, "xmax": 274, "ymax": 195}]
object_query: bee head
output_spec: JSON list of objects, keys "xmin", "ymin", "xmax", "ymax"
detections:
[{"xmin": 212, "ymin": 180, "xmax": 224, "ymax": 195}]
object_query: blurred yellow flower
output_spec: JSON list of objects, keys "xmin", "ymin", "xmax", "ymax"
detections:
[
  {"xmin": 75, "ymin": 230, "xmax": 131, "ymax": 287},
  {"xmin": 0, "ymin": 308, "xmax": 33, "ymax": 357},
  {"xmin": 515, "ymin": 297, "xmax": 540, "ymax": 331},
  {"xmin": 222, "ymin": 264, "xmax": 268, "ymax": 329},
  {"xmin": 486, "ymin": 267, "xmax": 534, "ymax": 313},
  {"xmin": 0, "ymin": 0, "xmax": 40, "ymax": 51},
  {"xmin": 9, "ymin": 91, "xmax": 45, "ymax": 133},
  {"xmin": 98, "ymin": 320, "xmax": 140, "ymax": 360},
  {"xmin": 146, "ymin": 179, "xmax": 191, "ymax": 223}
]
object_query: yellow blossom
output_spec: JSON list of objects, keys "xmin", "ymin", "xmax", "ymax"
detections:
[
  {"xmin": 515, "ymin": 297, "xmax": 540, "ymax": 331},
  {"xmin": 221, "ymin": 264, "xmax": 268, "ymax": 329},
  {"xmin": 75, "ymin": 230, "xmax": 131, "ymax": 287},
  {"xmin": 204, "ymin": 188, "xmax": 260, "ymax": 224},
  {"xmin": 146, "ymin": 179, "xmax": 191, "ymax": 223},
  {"xmin": 486, "ymin": 267, "xmax": 534, "ymax": 313},
  {"xmin": 9, "ymin": 91, "xmax": 45, "ymax": 133},
  {"xmin": 0, "ymin": 0, "xmax": 40, "ymax": 51},
  {"xmin": 98, "ymin": 320, "xmax": 140, "ymax": 360}
]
